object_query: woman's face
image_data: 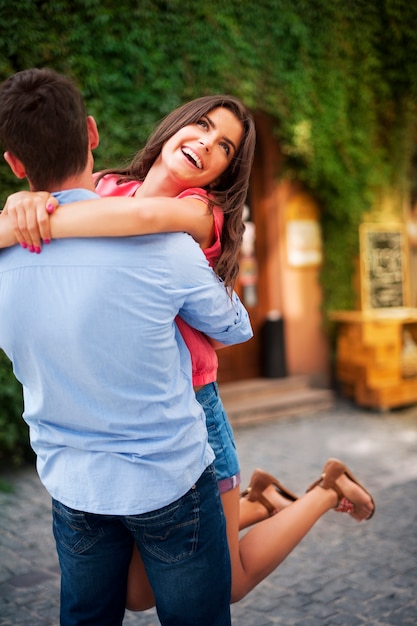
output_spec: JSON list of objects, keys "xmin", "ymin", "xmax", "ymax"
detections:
[{"xmin": 160, "ymin": 107, "xmax": 244, "ymax": 189}]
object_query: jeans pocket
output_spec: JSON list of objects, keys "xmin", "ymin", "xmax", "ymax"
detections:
[
  {"xmin": 52, "ymin": 499, "xmax": 105, "ymax": 555},
  {"xmin": 140, "ymin": 487, "xmax": 200, "ymax": 564}
]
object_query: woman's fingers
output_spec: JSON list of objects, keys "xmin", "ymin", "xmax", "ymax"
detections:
[{"xmin": 4, "ymin": 191, "xmax": 57, "ymax": 251}]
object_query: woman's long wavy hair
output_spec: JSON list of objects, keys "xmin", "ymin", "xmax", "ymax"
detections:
[{"xmin": 97, "ymin": 95, "xmax": 256, "ymax": 290}]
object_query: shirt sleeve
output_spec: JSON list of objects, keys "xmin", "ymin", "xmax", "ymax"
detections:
[{"xmin": 167, "ymin": 233, "xmax": 253, "ymax": 346}]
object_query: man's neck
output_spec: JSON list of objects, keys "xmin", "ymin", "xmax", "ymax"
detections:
[{"xmin": 31, "ymin": 169, "xmax": 96, "ymax": 194}]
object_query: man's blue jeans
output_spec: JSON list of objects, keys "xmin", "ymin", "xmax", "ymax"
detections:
[{"xmin": 52, "ymin": 464, "xmax": 231, "ymax": 626}]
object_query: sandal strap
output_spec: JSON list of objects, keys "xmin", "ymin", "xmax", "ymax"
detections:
[
  {"xmin": 321, "ymin": 472, "xmax": 344, "ymax": 504},
  {"xmin": 256, "ymin": 492, "xmax": 277, "ymax": 516},
  {"xmin": 240, "ymin": 486, "xmax": 276, "ymax": 516}
]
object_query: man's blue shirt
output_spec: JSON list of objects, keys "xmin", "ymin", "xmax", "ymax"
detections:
[{"xmin": 0, "ymin": 189, "xmax": 252, "ymax": 514}]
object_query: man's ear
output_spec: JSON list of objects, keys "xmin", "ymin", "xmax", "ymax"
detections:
[
  {"xmin": 3, "ymin": 151, "xmax": 26, "ymax": 179},
  {"xmin": 87, "ymin": 116, "xmax": 99, "ymax": 150}
]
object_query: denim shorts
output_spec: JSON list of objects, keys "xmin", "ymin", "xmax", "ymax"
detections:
[{"xmin": 196, "ymin": 382, "xmax": 241, "ymax": 494}]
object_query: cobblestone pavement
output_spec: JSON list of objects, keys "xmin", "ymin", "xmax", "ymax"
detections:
[{"xmin": 1, "ymin": 397, "xmax": 416, "ymax": 625}]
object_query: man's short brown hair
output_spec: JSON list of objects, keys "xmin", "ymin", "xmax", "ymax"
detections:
[{"xmin": 0, "ymin": 68, "xmax": 89, "ymax": 190}]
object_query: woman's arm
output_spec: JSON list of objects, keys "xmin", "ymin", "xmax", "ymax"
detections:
[
  {"xmin": 51, "ymin": 196, "xmax": 214, "ymax": 247},
  {"xmin": 2, "ymin": 192, "xmax": 214, "ymax": 251}
]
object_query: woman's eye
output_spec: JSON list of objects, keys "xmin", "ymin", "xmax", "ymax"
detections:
[
  {"xmin": 197, "ymin": 119, "xmax": 208, "ymax": 129},
  {"xmin": 220, "ymin": 142, "xmax": 230, "ymax": 156}
]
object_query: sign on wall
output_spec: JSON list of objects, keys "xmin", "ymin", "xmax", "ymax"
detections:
[
  {"xmin": 360, "ymin": 224, "xmax": 409, "ymax": 309},
  {"xmin": 285, "ymin": 192, "xmax": 323, "ymax": 268}
]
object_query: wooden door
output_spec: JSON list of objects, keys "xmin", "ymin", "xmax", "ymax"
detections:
[
  {"xmin": 217, "ymin": 274, "xmax": 262, "ymax": 383},
  {"xmin": 217, "ymin": 113, "xmax": 283, "ymax": 382}
]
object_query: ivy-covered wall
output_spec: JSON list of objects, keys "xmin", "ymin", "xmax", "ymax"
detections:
[{"xmin": 2, "ymin": 0, "xmax": 416, "ymax": 311}]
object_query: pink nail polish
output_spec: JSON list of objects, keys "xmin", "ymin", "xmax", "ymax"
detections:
[
  {"xmin": 29, "ymin": 245, "xmax": 35, "ymax": 253},
  {"xmin": 46, "ymin": 204, "xmax": 55, "ymax": 214},
  {"xmin": 20, "ymin": 242, "xmax": 27, "ymax": 249},
  {"xmin": 34, "ymin": 246, "xmax": 41, "ymax": 254},
  {"xmin": 43, "ymin": 239, "xmax": 51, "ymax": 245}
]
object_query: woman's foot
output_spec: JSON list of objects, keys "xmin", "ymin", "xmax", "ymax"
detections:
[
  {"xmin": 241, "ymin": 468, "xmax": 298, "ymax": 517},
  {"xmin": 334, "ymin": 472, "xmax": 374, "ymax": 521},
  {"xmin": 307, "ymin": 458, "xmax": 375, "ymax": 522}
]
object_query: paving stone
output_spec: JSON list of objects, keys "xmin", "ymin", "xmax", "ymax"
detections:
[{"xmin": 0, "ymin": 397, "xmax": 416, "ymax": 625}]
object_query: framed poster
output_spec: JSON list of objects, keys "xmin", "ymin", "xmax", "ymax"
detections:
[
  {"xmin": 286, "ymin": 219, "xmax": 323, "ymax": 268},
  {"xmin": 360, "ymin": 223, "xmax": 410, "ymax": 309},
  {"xmin": 285, "ymin": 193, "xmax": 323, "ymax": 268}
]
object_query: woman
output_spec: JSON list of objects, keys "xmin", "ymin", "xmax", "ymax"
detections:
[{"xmin": 1, "ymin": 94, "xmax": 375, "ymax": 605}]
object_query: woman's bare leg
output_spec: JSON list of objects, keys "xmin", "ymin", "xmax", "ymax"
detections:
[
  {"xmin": 125, "ymin": 481, "xmax": 291, "ymax": 610},
  {"xmin": 126, "ymin": 463, "xmax": 374, "ymax": 609},
  {"xmin": 224, "ymin": 485, "xmax": 335, "ymax": 602},
  {"xmin": 125, "ymin": 545, "xmax": 155, "ymax": 611},
  {"xmin": 225, "ymin": 468, "xmax": 374, "ymax": 603}
]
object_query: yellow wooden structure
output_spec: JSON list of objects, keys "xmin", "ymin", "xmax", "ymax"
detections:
[{"xmin": 331, "ymin": 308, "xmax": 417, "ymax": 409}]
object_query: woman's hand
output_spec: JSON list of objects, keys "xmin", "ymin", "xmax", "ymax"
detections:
[{"xmin": 3, "ymin": 191, "xmax": 58, "ymax": 252}]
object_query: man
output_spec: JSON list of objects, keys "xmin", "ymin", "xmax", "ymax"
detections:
[{"xmin": 0, "ymin": 68, "xmax": 252, "ymax": 626}]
